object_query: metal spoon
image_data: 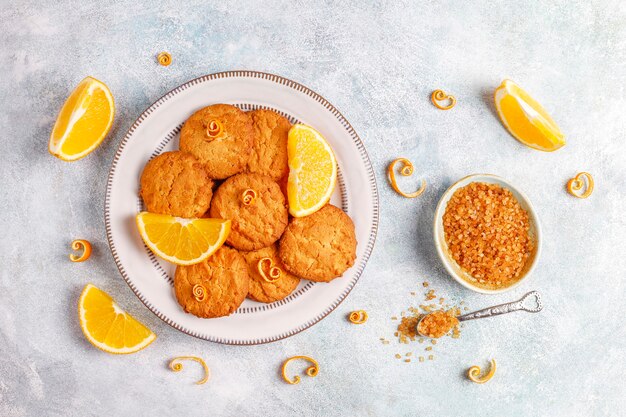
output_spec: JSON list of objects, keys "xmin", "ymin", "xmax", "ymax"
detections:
[{"xmin": 416, "ymin": 291, "xmax": 543, "ymax": 337}]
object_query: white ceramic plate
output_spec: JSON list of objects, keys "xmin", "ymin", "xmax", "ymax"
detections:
[
  {"xmin": 105, "ymin": 71, "xmax": 379, "ymax": 344},
  {"xmin": 433, "ymin": 174, "xmax": 541, "ymax": 294}
]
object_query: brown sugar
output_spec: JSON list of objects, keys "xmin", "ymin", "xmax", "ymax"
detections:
[
  {"xmin": 397, "ymin": 316, "xmax": 419, "ymax": 343},
  {"xmin": 442, "ymin": 182, "xmax": 534, "ymax": 289},
  {"xmin": 389, "ymin": 282, "xmax": 465, "ymax": 361},
  {"xmin": 417, "ymin": 310, "xmax": 460, "ymax": 338}
]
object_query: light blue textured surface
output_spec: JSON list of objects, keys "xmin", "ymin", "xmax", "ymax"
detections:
[{"xmin": 1, "ymin": 1, "xmax": 626, "ymax": 416}]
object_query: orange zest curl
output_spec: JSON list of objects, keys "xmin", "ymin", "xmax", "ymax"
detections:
[
  {"xmin": 257, "ymin": 257, "xmax": 281, "ymax": 283},
  {"xmin": 348, "ymin": 310, "xmax": 368, "ymax": 324},
  {"xmin": 431, "ymin": 89, "xmax": 456, "ymax": 110},
  {"xmin": 387, "ymin": 158, "xmax": 427, "ymax": 198},
  {"xmin": 241, "ymin": 188, "xmax": 257, "ymax": 206},
  {"xmin": 69, "ymin": 239, "xmax": 92, "ymax": 262},
  {"xmin": 206, "ymin": 120, "xmax": 222, "ymax": 138},
  {"xmin": 281, "ymin": 356, "xmax": 319, "ymax": 385},
  {"xmin": 169, "ymin": 356, "xmax": 210, "ymax": 385},
  {"xmin": 192, "ymin": 284, "xmax": 207, "ymax": 302},
  {"xmin": 157, "ymin": 52, "xmax": 172, "ymax": 66},
  {"xmin": 467, "ymin": 359, "xmax": 497, "ymax": 384},
  {"xmin": 566, "ymin": 172, "xmax": 594, "ymax": 199}
]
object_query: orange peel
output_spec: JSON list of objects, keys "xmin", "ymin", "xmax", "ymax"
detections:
[
  {"xmin": 157, "ymin": 52, "xmax": 172, "ymax": 66},
  {"xmin": 431, "ymin": 89, "xmax": 456, "ymax": 110},
  {"xmin": 467, "ymin": 359, "xmax": 497, "ymax": 384},
  {"xmin": 241, "ymin": 188, "xmax": 257, "ymax": 206},
  {"xmin": 192, "ymin": 284, "xmax": 207, "ymax": 302},
  {"xmin": 257, "ymin": 257, "xmax": 281, "ymax": 283},
  {"xmin": 567, "ymin": 172, "xmax": 594, "ymax": 199},
  {"xmin": 387, "ymin": 158, "xmax": 426, "ymax": 198},
  {"xmin": 70, "ymin": 239, "xmax": 92, "ymax": 262},
  {"xmin": 169, "ymin": 356, "xmax": 210, "ymax": 385},
  {"xmin": 281, "ymin": 356, "xmax": 319, "ymax": 385},
  {"xmin": 206, "ymin": 120, "xmax": 222, "ymax": 138},
  {"xmin": 348, "ymin": 310, "xmax": 368, "ymax": 324}
]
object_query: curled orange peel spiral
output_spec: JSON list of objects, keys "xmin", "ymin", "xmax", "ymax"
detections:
[
  {"xmin": 169, "ymin": 356, "xmax": 210, "ymax": 385},
  {"xmin": 241, "ymin": 188, "xmax": 257, "ymax": 206},
  {"xmin": 69, "ymin": 239, "xmax": 92, "ymax": 262},
  {"xmin": 157, "ymin": 52, "xmax": 172, "ymax": 66},
  {"xmin": 566, "ymin": 172, "xmax": 594, "ymax": 199},
  {"xmin": 206, "ymin": 119, "xmax": 222, "ymax": 138},
  {"xmin": 388, "ymin": 158, "xmax": 426, "ymax": 198},
  {"xmin": 431, "ymin": 89, "xmax": 456, "ymax": 110},
  {"xmin": 348, "ymin": 310, "xmax": 368, "ymax": 324},
  {"xmin": 281, "ymin": 356, "xmax": 319, "ymax": 385},
  {"xmin": 257, "ymin": 257, "xmax": 281, "ymax": 283},
  {"xmin": 192, "ymin": 284, "xmax": 207, "ymax": 302},
  {"xmin": 467, "ymin": 359, "xmax": 497, "ymax": 384}
]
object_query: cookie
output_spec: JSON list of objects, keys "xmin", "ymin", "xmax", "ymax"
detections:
[
  {"xmin": 174, "ymin": 246, "xmax": 249, "ymax": 318},
  {"xmin": 209, "ymin": 173, "xmax": 288, "ymax": 251},
  {"xmin": 139, "ymin": 151, "xmax": 213, "ymax": 218},
  {"xmin": 279, "ymin": 204, "xmax": 357, "ymax": 282},
  {"xmin": 180, "ymin": 104, "xmax": 254, "ymax": 179},
  {"xmin": 246, "ymin": 109, "xmax": 291, "ymax": 181},
  {"xmin": 241, "ymin": 244, "xmax": 300, "ymax": 303}
]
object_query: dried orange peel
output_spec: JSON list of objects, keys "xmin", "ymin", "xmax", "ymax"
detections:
[
  {"xmin": 257, "ymin": 257, "xmax": 281, "ymax": 283},
  {"xmin": 192, "ymin": 284, "xmax": 207, "ymax": 302},
  {"xmin": 281, "ymin": 356, "xmax": 319, "ymax": 385},
  {"xmin": 241, "ymin": 188, "xmax": 257, "ymax": 206},
  {"xmin": 206, "ymin": 120, "xmax": 222, "ymax": 138},
  {"xmin": 157, "ymin": 52, "xmax": 172, "ymax": 66},
  {"xmin": 567, "ymin": 172, "xmax": 594, "ymax": 199},
  {"xmin": 348, "ymin": 310, "xmax": 368, "ymax": 324},
  {"xmin": 169, "ymin": 356, "xmax": 210, "ymax": 385},
  {"xmin": 70, "ymin": 239, "xmax": 92, "ymax": 262},
  {"xmin": 388, "ymin": 158, "xmax": 426, "ymax": 198},
  {"xmin": 467, "ymin": 359, "xmax": 497, "ymax": 384},
  {"xmin": 431, "ymin": 89, "xmax": 456, "ymax": 110}
]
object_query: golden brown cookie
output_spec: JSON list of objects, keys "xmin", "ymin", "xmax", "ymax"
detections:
[
  {"xmin": 179, "ymin": 104, "xmax": 253, "ymax": 179},
  {"xmin": 279, "ymin": 205, "xmax": 357, "ymax": 282},
  {"xmin": 174, "ymin": 247, "xmax": 249, "ymax": 318},
  {"xmin": 246, "ymin": 109, "xmax": 291, "ymax": 181},
  {"xmin": 209, "ymin": 173, "xmax": 288, "ymax": 251},
  {"xmin": 241, "ymin": 244, "xmax": 300, "ymax": 303},
  {"xmin": 139, "ymin": 151, "xmax": 213, "ymax": 218}
]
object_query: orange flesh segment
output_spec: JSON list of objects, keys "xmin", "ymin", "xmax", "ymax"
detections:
[{"xmin": 494, "ymin": 80, "xmax": 565, "ymax": 152}]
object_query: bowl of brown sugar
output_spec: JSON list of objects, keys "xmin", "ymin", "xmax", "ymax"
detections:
[{"xmin": 433, "ymin": 174, "xmax": 541, "ymax": 294}]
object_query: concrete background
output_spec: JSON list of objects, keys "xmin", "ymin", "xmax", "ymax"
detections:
[{"xmin": 1, "ymin": 1, "xmax": 625, "ymax": 416}]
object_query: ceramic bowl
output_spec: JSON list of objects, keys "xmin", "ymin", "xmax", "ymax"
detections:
[{"xmin": 433, "ymin": 174, "xmax": 542, "ymax": 294}]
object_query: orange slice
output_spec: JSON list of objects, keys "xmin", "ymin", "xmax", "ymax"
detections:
[
  {"xmin": 136, "ymin": 212, "xmax": 231, "ymax": 265},
  {"xmin": 287, "ymin": 124, "xmax": 337, "ymax": 217},
  {"xmin": 494, "ymin": 79, "xmax": 565, "ymax": 152},
  {"xmin": 78, "ymin": 284, "xmax": 156, "ymax": 354},
  {"xmin": 49, "ymin": 77, "xmax": 115, "ymax": 161}
]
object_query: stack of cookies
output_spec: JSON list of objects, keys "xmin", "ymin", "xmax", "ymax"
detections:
[{"xmin": 139, "ymin": 104, "xmax": 357, "ymax": 318}]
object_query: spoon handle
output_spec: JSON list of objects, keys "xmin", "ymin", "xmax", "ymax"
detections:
[{"xmin": 457, "ymin": 291, "xmax": 543, "ymax": 322}]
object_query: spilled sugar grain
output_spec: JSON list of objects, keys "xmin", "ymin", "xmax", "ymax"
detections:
[{"xmin": 382, "ymin": 282, "xmax": 465, "ymax": 363}]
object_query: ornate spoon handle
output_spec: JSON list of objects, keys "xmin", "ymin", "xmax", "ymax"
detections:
[{"xmin": 457, "ymin": 291, "xmax": 543, "ymax": 322}]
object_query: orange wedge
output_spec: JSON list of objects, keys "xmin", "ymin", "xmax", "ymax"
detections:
[
  {"xmin": 287, "ymin": 124, "xmax": 337, "ymax": 217},
  {"xmin": 49, "ymin": 77, "xmax": 115, "ymax": 161},
  {"xmin": 494, "ymin": 79, "xmax": 565, "ymax": 152},
  {"xmin": 78, "ymin": 284, "xmax": 156, "ymax": 354},
  {"xmin": 136, "ymin": 212, "xmax": 230, "ymax": 265}
]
